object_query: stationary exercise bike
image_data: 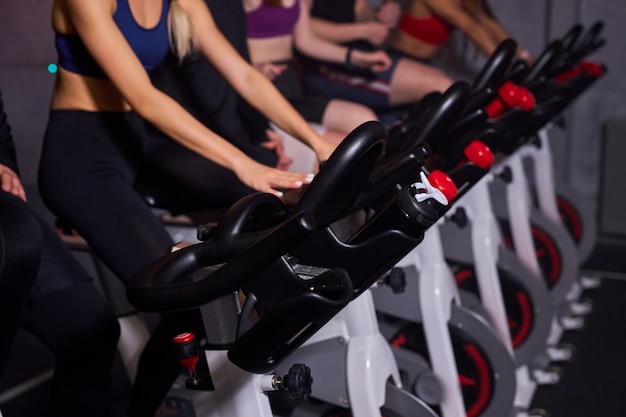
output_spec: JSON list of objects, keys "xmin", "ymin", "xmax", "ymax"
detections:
[
  {"xmin": 487, "ymin": 21, "xmax": 607, "ymax": 321},
  {"xmin": 128, "ymin": 120, "xmax": 454, "ymax": 417}
]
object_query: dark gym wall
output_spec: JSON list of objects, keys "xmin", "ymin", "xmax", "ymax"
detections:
[{"xmin": 0, "ymin": 0, "xmax": 624, "ymax": 220}]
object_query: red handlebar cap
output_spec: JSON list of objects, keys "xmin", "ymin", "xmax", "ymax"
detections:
[
  {"xmin": 428, "ymin": 170, "xmax": 458, "ymax": 202},
  {"xmin": 517, "ymin": 87, "xmax": 536, "ymax": 111},
  {"xmin": 173, "ymin": 332, "xmax": 196, "ymax": 344},
  {"xmin": 497, "ymin": 81, "xmax": 520, "ymax": 107},
  {"xmin": 464, "ymin": 140, "xmax": 494, "ymax": 170},
  {"xmin": 581, "ymin": 61, "xmax": 604, "ymax": 77}
]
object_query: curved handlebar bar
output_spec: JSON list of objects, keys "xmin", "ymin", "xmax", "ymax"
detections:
[
  {"xmin": 352, "ymin": 82, "xmax": 472, "ymax": 211},
  {"xmin": 523, "ymin": 39, "xmax": 563, "ymax": 85},
  {"xmin": 560, "ymin": 23, "xmax": 584, "ymax": 52},
  {"xmin": 397, "ymin": 81, "xmax": 472, "ymax": 156},
  {"xmin": 127, "ymin": 121, "xmax": 388, "ymax": 313},
  {"xmin": 568, "ymin": 21, "xmax": 605, "ymax": 64},
  {"xmin": 292, "ymin": 121, "xmax": 387, "ymax": 226},
  {"xmin": 472, "ymin": 38, "xmax": 518, "ymax": 92}
]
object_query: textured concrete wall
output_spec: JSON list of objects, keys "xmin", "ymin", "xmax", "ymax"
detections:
[
  {"xmin": 0, "ymin": 0, "xmax": 624, "ymax": 215},
  {"xmin": 0, "ymin": 1, "xmax": 56, "ymax": 192},
  {"xmin": 544, "ymin": 0, "xmax": 626, "ymax": 204}
]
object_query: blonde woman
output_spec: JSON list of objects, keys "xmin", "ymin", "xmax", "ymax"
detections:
[{"xmin": 41, "ymin": 0, "xmax": 341, "ymax": 415}]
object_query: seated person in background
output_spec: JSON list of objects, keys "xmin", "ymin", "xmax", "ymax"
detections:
[
  {"xmin": 298, "ymin": 0, "xmax": 453, "ymax": 125},
  {"xmin": 243, "ymin": 0, "xmax": 386, "ymax": 144},
  {"xmin": 390, "ymin": 0, "xmax": 534, "ymax": 64},
  {"xmin": 0, "ymin": 85, "xmax": 119, "ymax": 417}
]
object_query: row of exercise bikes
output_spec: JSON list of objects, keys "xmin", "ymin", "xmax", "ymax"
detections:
[{"xmin": 126, "ymin": 20, "xmax": 608, "ymax": 417}]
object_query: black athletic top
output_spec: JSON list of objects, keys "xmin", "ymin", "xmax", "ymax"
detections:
[{"xmin": 0, "ymin": 87, "xmax": 18, "ymax": 175}]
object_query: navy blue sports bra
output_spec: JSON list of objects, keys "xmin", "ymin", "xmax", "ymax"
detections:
[{"xmin": 55, "ymin": 0, "xmax": 170, "ymax": 78}]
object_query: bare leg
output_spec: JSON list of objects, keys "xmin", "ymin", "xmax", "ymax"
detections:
[
  {"xmin": 321, "ymin": 99, "xmax": 379, "ymax": 143},
  {"xmin": 388, "ymin": 58, "xmax": 453, "ymax": 106}
]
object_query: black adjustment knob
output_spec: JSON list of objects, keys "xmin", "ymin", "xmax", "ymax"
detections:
[
  {"xmin": 449, "ymin": 207, "xmax": 468, "ymax": 228},
  {"xmin": 418, "ymin": 143, "xmax": 433, "ymax": 159},
  {"xmin": 281, "ymin": 364, "xmax": 313, "ymax": 400},
  {"xmin": 528, "ymin": 134, "xmax": 541, "ymax": 149},
  {"xmin": 385, "ymin": 267, "xmax": 407, "ymax": 294},
  {"xmin": 497, "ymin": 166, "xmax": 513, "ymax": 183},
  {"xmin": 196, "ymin": 223, "xmax": 213, "ymax": 241}
]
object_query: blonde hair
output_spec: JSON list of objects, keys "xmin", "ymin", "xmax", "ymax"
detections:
[{"xmin": 168, "ymin": 0, "xmax": 196, "ymax": 60}]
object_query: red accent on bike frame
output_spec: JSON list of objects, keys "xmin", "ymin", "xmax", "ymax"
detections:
[
  {"xmin": 463, "ymin": 344, "xmax": 492, "ymax": 417},
  {"xmin": 532, "ymin": 225, "xmax": 561, "ymax": 287},
  {"xmin": 454, "ymin": 268, "xmax": 473, "ymax": 285},
  {"xmin": 511, "ymin": 291, "xmax": 533, "ymax": 348},
  {"xmin": 179, "ymin": 356, "xmax": 199, "ymax": 371},
  {"xmin": 557, "ymin": 196, "xmax": 583, "ymax": 241},
  {"xmin": 390, "ymin": 333, "xmax": 407, "ymax": 348}
]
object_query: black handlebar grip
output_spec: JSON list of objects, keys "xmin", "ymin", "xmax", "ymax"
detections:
[
  {"xmin": 560, "ymin": 23, "xmax": 584, "ymax": 53},
  {"xmin": 523, "ymin": 39, "xmax": 563, "ymax": 84},
  {"xmin": 473, "ymin": 38, "xmax": 518, "ymax": 92},
  {"xmin": 292, "ymin": 120, "xmax": 387, "ymax": 226}
]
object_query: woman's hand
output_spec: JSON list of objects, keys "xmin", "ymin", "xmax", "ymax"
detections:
[
  {"xmin": 351, "ymin": 49, "xmax": 392, "ymax": 72},
  {"xmin": 262, "ymin": 128, "xmax": 294, "ymax": 171},
  {"xmin": 234, "ymin": 159, "xmax": 314, "ymax": 198},
  {"xmin": 0, "ymin": 164, "xmax": 26, "ymax": 202},
  {"xmin": 253, "ymin": 62, "xmax": 288, "ymax": 81}
]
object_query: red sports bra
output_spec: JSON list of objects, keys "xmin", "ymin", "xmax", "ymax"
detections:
[
  {"xmin": 246, "ymin": 1, "xmax": 300, "ymax": 39},
  {"xmin": 398, "ymin": 11, "xmax": 453, "ymax": 46}
]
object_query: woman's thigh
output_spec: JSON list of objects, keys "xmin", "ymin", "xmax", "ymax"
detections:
[{"xmin": 38, "ymin": 111, "xmax": 174, "ymax": 282}]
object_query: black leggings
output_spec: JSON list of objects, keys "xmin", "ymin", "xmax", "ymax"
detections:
[
  {"xmin": 0, "ymin": 190, "xmax": 120, "ymax": 417},
  {"xmin": 38, "ymin": 110, "xmax": 272, "ymax": 416}
]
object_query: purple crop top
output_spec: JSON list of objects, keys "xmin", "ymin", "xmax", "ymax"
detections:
[
  {"xmin": 55, "ymin": 0, "xmax": 170, "ymax": 79},
  {"xmin": 246, "ymin": 1, "xmax": 300, "ymax": 39}
]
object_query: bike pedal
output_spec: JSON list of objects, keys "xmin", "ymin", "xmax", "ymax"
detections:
[
  {"xmin": 559, "ymin": 314, "xmax": 585, "ymax": 331},
  {"xmin": 579, "ymin": 274, "xmax": 602, "ymax": 290},
  {"xmin": 532, "ymin": 366, "xmax": 562, "ymax": 386},
  {"xmin": 568, "ymin": 298, "xmax": 594, "ymax": 316},
  {"xmin": 545, "ymin": 343, "xmax": 576, "ymax": 363}
]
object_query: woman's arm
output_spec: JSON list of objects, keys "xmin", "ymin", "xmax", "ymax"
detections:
[
  {"xmin": 292, "ymin": 1, "xmax": 390, "ymax": 71},
  {"xmin": 355, "ymin": 0, "xmax": 401, "ymax": 28},
  {"xmin": 303, "ymin": 0, "xmax": 391, "ymax": 46},
  {"xmin": 179, "ymin": 0, "xmax": 339, "ymax": 161},
  {"xmin": 474, "ymin": 1, "xmax": 533, "ymax": 62},
  {"xmin": 424, "ymin": 0, "xmax": 501, "ymax": 56},
  {"xmin": 65, "ymin": 0, "xmax": 321, "ymax": 196}
]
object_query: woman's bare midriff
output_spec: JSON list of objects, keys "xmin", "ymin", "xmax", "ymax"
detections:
[
  {"xmin": 247, "ymin": 35, "xmax": 294, "ymax": 64},
  {"xmin": 390, "ymin": 31, "xmax": 439, "ymax": 61},
  {"xmin": 51, "ymin": 68, "xmax": 132, "ymax": 112}
]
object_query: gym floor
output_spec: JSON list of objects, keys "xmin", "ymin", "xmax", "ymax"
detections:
[
  {"xmin": 0, "ymin": 237, "xmax": 625, "ymax": 417},
  {"xmin": 531, "ymin": 237, "xmax": 626, "ymax": 417}
]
